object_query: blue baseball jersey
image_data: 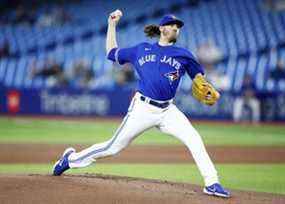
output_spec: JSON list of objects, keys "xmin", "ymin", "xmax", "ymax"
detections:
[{"xmin": 108, "ymin": 42, "xmax": 204, "ymax": 101}]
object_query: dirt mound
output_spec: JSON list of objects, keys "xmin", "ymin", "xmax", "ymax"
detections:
[
  {"xmin": 0, "ymin": 174, "xmax": 284, "ymax": 204},
  {"xmin": 1, "ymin": 144, "xmax": 285, "ymax": 164}
]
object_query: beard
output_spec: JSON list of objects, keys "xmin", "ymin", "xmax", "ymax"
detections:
[
  {"xmin": 161, "ymin": 28, "xmax": 178, "ymax": 44},
  {"xmin": 169, "ymin": 36, "xmax": 177, "ymax": 43},
  {"xmin": 166, "ymin": 31, "xmax": 178, "ymax": 43}
]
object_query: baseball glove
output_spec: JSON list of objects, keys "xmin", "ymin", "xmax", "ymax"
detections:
[{"xmin": 191, "ymin": 74, "xmax": 220, "ymax": 106}]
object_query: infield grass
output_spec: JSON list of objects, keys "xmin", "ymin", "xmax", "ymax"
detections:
[
  {"xmin": 0, "ymin": 117, "xmax": 285, "ymax": 146},
  {"xmin": 0, "ymin": 163, "xmax": 284, "ymax": 194}
]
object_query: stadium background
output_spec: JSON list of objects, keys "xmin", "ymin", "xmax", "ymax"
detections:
[{"xmin": 0, "ymin": 0, "xmax": 285, "ymax": 203}]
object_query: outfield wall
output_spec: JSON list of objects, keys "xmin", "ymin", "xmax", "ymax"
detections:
[{"xmin": 0, "ymin": 87, "xmax": 285, "ymax": 121}]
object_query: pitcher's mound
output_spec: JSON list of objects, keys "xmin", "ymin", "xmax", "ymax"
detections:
[{"xmin": 0, "ymin": 174, "xmax": 284, "ymax": 204}]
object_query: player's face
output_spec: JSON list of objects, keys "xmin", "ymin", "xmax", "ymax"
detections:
[{"xmin": 160, "ymin": 24, "xmax": 180, "ymax": 43}]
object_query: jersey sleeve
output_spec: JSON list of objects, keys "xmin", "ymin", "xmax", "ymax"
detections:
[
  {"xmin": 107, "ymin": 48, "xmax": 117, "ymax": 62},
  {"xmin": 183, "ymin": 51, "xmax": 205, "ymax": 79},
  {"xmin": 107, "ymin": 45, "xmax": 138, "ymax": 65}
]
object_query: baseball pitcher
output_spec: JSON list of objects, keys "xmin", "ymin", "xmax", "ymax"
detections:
[{"xmin": 53, "ymin": 10, "xmax": 229, "ymax": 198}]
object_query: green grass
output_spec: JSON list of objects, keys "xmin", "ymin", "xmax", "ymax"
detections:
[
  {"xmin": 0, "ymin": 163, "xmax": 284, "ymax": 194},
  {"xmin": 0, "ymin": 117, "xmax": 285, "ymax": 146},
  {"xmin": 1, "ymin": 118, "xmax": 284, "ymax": 195}
]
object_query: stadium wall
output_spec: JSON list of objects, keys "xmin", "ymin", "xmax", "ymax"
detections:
[{"xmin": 0, "ymin": 87, "xmax": 284, "ymax": 121}]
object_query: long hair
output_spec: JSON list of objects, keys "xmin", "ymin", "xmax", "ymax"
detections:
[{"xmin": 144, "ymin": 24, "xmax": 161, "ymax": 38}]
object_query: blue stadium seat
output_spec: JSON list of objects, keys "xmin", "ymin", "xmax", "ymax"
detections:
[{"xmin": 0, "ymin": 0, "xmax": 284, "ymax": 91}]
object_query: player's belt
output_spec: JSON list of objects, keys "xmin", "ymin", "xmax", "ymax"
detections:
[{"xmin": 140, "ymin": 96, "xmax": 170, "ymax": 109}]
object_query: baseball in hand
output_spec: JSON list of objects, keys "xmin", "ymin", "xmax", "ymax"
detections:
[{"xmin": 111, "ymin": 9, "xmax": 123, "ymax": 19}]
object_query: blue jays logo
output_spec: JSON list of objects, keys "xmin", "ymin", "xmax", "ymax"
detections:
[{"xmin": 164, "ymin": 70, "xmax": 179, "ymax": 84}]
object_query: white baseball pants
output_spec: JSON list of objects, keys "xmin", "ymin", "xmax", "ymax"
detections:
[{"xmin": 68, "ymin": 92, "xmax": 219, "ymax": 186}]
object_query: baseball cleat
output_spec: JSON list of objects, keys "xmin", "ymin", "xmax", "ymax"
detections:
[
  {"xmin": 53, "ymin": 147, "xmax": 75, "ymax": 176},
  {"xmin": 203, "ymin": 183, "xmax": 230, "ymax": 198}
]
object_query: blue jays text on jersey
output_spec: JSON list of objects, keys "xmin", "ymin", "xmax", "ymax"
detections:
[
  {"xmin": 138, "ymin": 55, "xmax": 181, "ymax": 70},
  {"xmin": 108, "ymin": 42, "xmax": 205, "ymax": 101}
]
